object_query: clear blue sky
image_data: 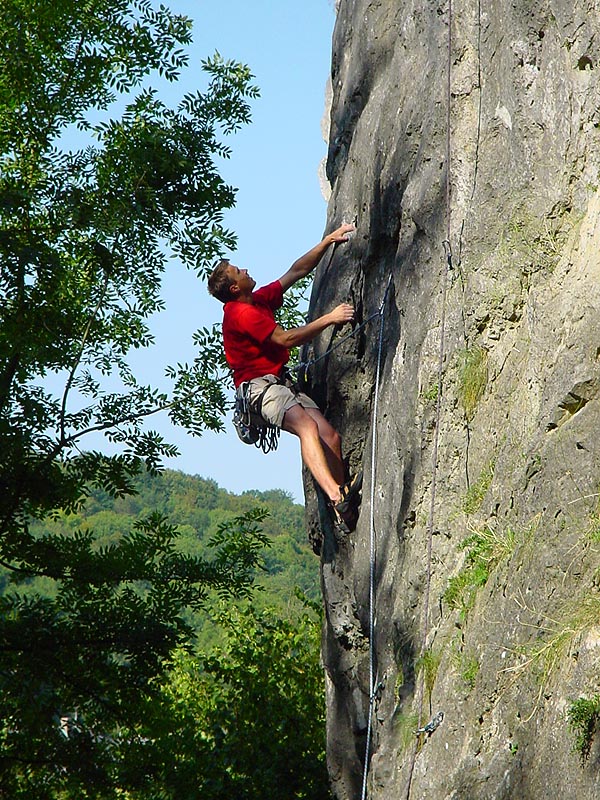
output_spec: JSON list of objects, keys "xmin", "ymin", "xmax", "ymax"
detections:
[{"xmin": 133, "ymin": 0, "xmax": 337, "ymax": 501}]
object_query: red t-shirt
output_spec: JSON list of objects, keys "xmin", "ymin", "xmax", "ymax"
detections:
[{"xmin": 223, "ymin": 280, "xmax": 290, "ymax": 386}]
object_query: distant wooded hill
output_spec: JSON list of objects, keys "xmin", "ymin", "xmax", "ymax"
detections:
[{"xmin": 0, "ymin": 469, "xmax": 318, "ymax": 646}]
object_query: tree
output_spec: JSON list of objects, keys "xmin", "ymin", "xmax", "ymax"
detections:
[
  {"xmin": 139, "ymin": 601, "xmax": 332, "ymax": 800},
  {"xmin": 0, "ymin": 0, "xmax": 264, "ymax": 796},
  {"xmin": 0, "ymin": 509, "xmax": 271, "ymax": 800}
]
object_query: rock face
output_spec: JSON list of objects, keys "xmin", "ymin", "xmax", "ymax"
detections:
[{"xmin": 305, "ymin": 1, "xmax": 600, "ymax": 798}]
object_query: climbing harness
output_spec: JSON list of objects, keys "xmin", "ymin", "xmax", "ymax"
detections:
[
  {"xmin": 232, "ymin": 379, "xmax": 280, "ymax": 453},
  {"xmin": 232, "ymin": 274, "xmax": 393, "ymax": 456}
]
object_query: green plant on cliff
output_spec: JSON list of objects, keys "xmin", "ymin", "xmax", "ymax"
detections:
[
  {"xmin": 421, "ymin": 381, "xmax": 439, "ymax": 404},
  {"xmin": 584, "ymin": 502, "xmax": 600, "ymax": 542},
  {"xmin": 450, "ymin": 640, "xmax": 480, "ymax": 690},
  {"xmin": 502, "ymin": 593, "xmax": 600, "ymax": 722},
  {"xmin": 460, "ymin": 654, "xmax": 480, "ymax": 689},
  {"xmin": 457, "ymin": 345, "xmax": 488, "ymax": 421},
  {"xmin": 415, "ymin": 647, "xmax": 442, "ymax": 706},
  {"xmin": 394, "ymin": 711, "xmax": 420, "ymax": 753},
  {"xmin": 462, "ymin": 459, "xmax": 496, "ymax": 515},
  {"xmin": 498, "ymin": 206, "xmax": 580, "ymax": 275},
  {"xmin": 445, "ymin": 524, "xmax": 517, "ymax": 618},
  {"xmin": 567, "ymin": 695, "xmax": 600, "ymax": 764}
]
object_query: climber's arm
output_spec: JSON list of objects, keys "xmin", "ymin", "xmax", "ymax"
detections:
[
  {"xmin": 278, "ymin": 223, "xmax": 355, "ymax": 292},
  {"xmin": 269, "ymin": 303, "xmax": 354, "ymax": 348}
]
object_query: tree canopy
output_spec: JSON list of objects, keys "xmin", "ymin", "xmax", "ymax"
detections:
[
  {"xmin": 0, "ymin": 463, "xmax": 328, "ymax": 798},
  {"xmin": 0, "ymin": 1, "xmax": 292, "ymax": 796},
  {"xmin": 146, "ymin": 602, "xmax": 331, "ymax": 800}
]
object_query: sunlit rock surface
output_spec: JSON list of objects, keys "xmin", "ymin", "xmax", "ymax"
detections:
[{"xmin": 305, "ymin": 1, "xmax": 600, "ymax": 797}]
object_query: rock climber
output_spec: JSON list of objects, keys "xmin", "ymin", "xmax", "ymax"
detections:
[{"xmin": 207, "ymin": 223, "xmax": 362, "ymax": 532}]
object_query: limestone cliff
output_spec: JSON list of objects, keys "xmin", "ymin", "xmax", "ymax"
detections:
[{"xmin": 305, "ymin": 1, "xmax": 600, "ymax": 797}]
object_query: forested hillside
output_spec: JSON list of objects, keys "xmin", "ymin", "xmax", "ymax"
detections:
[{"xmin": 1, "ymin": 469, "xmax": 318, "ymax": 642}]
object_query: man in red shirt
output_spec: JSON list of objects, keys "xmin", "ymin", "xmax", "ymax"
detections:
[{"xmin": 208, "ymin": 223, "xmax": 362, "ymax": 532}]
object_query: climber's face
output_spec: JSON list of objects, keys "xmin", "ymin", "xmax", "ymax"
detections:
[{"xmin": 227, "ymin": 264, "xmax": 256, "ymax": 298}]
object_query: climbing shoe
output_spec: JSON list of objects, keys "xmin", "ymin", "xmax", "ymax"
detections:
[
  {"xmin": 337, "ymin": 471, "xmax": 363, "ymax": 514},
  {"xmin": 330, "ymin": 505, "xmax": 351, "ymax": 535},
  {"xmin": 331, "ymin": 471, "xmax": 363, "ymax": 533}
]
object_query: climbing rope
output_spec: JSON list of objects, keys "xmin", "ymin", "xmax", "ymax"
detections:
[
  {"xmin": 359, "ymin": 274, "xmax": 391, "ymax": 800},
  {"xmin": 289, "ymin": 274, "xmax": 393, "ymax": 382},
  {"xmin": 291, "ymin": 270, "xmax": 392, "ymax": 800},
  {"xmin": 293, "ymin": 273, "xmax": 393, "ymax": 800},
  {"xmin": 305, "ymin": 5, "xmax": 455, "ymax": 798},
  {"xmin": 290, "ymin": 263, "xmax": 394, "ymax": 800}
]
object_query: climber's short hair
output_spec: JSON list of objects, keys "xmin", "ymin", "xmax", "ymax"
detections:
[{"xmin": 208, "ymin": 258, "xmax": 235, "ymax": 304}]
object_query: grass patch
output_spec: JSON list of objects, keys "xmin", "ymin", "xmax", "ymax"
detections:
[
  {"xmin": 415, "ymin": 648, "xmax": 442, "ymax": 705},
  {"xmin": 462, "ymin": 459, "xmax": 495, "ymax": 515},
  {"xmin": 445, "ymin": 524, "xmax": 518, "ymax": 619},
  {"xmin": 585, "ymin": 499, "xmax": 600, "ymax": 542},
  {"xmin": 502, "ymin": 597, "xmax": 600, "ymax": 721},
  {"xmin": 460, "ymin": 654, "xmax": 480, "ymax": 689},
  {"xmin": 568, "ymin": 695, "xmax": 600, "ymax": 764},
  {"xmin": 422, "ymin": 382, "xmax": 439, "ymax": 403},
  {"xmin": 504, "ymin": 216, "xmax": 564, "ymax": 272},
  {"xmin": 394, "ymin": 711, "xmax": 420, "ymax": 752},
  {"xmin": 450, "ymin": 640, "xmax": 480, "ymax": 690},
  {"xmin": 498, "ymin": 206, "xmax": 582, "ymax": 275},
  {"xmin": 445, "ymin": 565, "xmax": 488, "ymax": 618},
  {"xmin": 457, "ymin": 346, "xmax": 488, "ymax": 420}
]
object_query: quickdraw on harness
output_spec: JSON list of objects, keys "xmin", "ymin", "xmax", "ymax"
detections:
[
  {"xmin": 233, "ymin": 368, "xmax": 309, "ymax": 454},
  {"xmin": 233, "ymin": 379, "xmax": 280, "ymax": 453}
]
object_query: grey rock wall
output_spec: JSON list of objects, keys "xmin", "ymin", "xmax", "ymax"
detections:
[{"xmin": 305, "ymin": 1, "xmax": 600, "ymax": 798}]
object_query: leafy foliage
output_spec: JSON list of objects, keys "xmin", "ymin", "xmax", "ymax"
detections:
[
  {"xmin": 0, "ymin": 468, "xmax": 325, "ymax": 798},
  {"xmin": 0, "ymin": 506, "xmax": 271, "ymax": 799},
  {"xmin": 136, "ymin": 601, "xmax": 332, "ymax": 800},
  {"xmin": 0, "ymin": 1, "xmax": 279, "ymax": 795},
  {"xmin": 0, "ymin": 0, "xmax": 260, "ymax": 548},
  {"xmin": 15, "ymin": 469, "xmax": 319, "ymax": 627}
]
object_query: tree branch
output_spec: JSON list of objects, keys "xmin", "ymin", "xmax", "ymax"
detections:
[
  {"xmin": 0, "ymin": 252, "xmax": 26, "ymax": 410},
  {"xmin": 47, "ymin": 29, "xmax": 87, "ymax": 129},
  {"xmin": 59, "ymin": 254, "xmax": 112, "ymax": 442},
  {"xmin": 61, "ymin": 401, "xmax": 171, "ymax": 450},
  {"xmin": 0, "ymin": 556, "xmax": 48, "ymax": 577}
]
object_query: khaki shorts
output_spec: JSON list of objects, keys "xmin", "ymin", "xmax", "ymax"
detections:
[{"xmin": 246, "ymin": 374, "xmax": 318, "ymax": 428}]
